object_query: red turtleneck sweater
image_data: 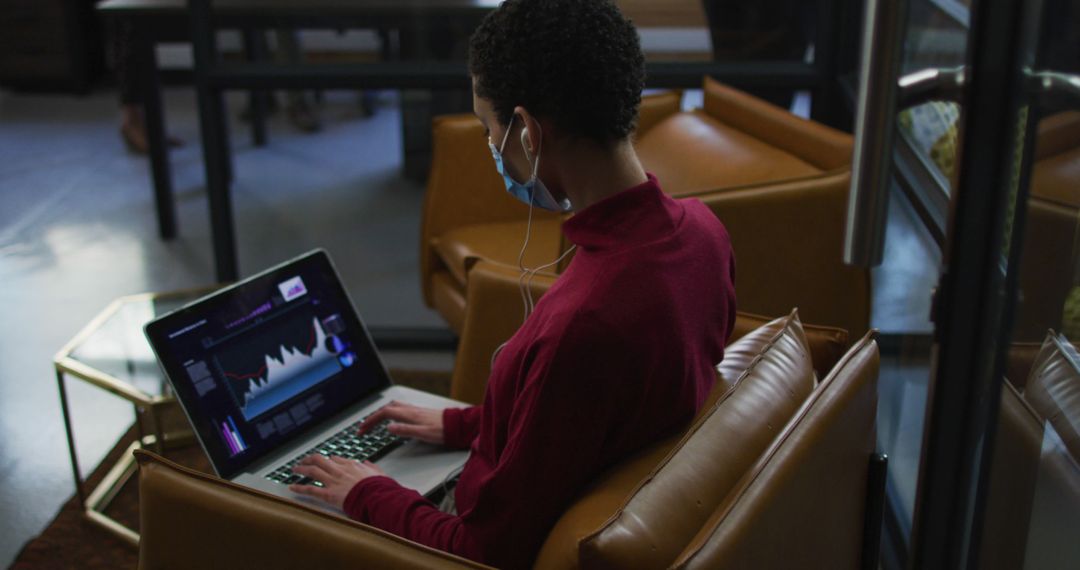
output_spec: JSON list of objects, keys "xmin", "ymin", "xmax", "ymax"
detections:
[{"xmin": 344, "ymin": 174, "xmax": 736, "ymax": 568}]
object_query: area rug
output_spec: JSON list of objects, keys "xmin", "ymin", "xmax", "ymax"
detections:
[{"xmin": 9, "ymin": 369, "xmax": 450, "ymax": 569}]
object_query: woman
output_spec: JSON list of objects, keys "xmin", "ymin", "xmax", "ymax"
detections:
[{"xmin": 290, "ymin": 1, "xmax": 736, "ymax": 567}]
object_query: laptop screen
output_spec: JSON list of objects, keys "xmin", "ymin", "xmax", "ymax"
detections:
[{"xmin": 145, "ymin": 250, "xmax": 391, "ymax": 479}]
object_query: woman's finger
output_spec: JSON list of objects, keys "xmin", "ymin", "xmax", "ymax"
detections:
[{"xmin": 289, "ymin": 482, "xmax": 331, "ymax": 502}]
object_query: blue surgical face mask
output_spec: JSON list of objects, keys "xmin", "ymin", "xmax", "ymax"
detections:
[{"xmin": 488, "ymin": 116, "xmax": 572, "ymax": 212}]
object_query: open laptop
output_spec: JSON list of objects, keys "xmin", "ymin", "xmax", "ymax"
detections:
[{"xmin": 144, "ymin": 249, "xmax": 469, "ymax": 513}]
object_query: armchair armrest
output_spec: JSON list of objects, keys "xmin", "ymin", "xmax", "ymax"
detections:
[
  {"xmin": 135, "ymin": 450, "xmax": 490, "ymax": 570},
  {"xmin": 450, "ymin": 260, "xmax": 558, "ymax": 404},
  {"xmin": 701, "ymin": 77, "xmax": 853, "ymax": 171}
]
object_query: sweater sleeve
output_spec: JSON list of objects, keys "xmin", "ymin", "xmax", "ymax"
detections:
[
  {"xmin": 442, "ymin": 406, "xmax": 483, "ymax": 450},
  {"xmin": 342, "ymin": 476, "xmax": 478, "ymax": 556},
  {"xmin": 343, "ymin": 318, "xmax": 638, "ymax": 568}
]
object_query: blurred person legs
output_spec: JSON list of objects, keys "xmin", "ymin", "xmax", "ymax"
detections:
[
  {"xmin": 113, "ymin": 20, "xmax": 182, "ymax": 154},
  {"xmin": 277, "ymin": 30, "xmax": 321, "ymax": 133}
]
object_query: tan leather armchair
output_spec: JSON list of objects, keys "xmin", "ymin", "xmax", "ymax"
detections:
[
  {"xmin": 421, "ymin": 78, "xmax": 868, "ymax": 338},
  {"xmin": 135, "ymin": 313, "xmax": 881, "ymax": 570}
]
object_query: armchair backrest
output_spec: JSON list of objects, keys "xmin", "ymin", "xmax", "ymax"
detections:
[
  {"xmin": 671, "ymin": 331, "xmax": 880, "ymax": 570},
  {"xmin": 702, "ymin": 77, "xmax": 853, "ymax": 172}
]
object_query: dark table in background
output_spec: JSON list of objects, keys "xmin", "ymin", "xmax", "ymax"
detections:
[
  {"xmin": 98, "ymin": 0, "xmax": 834, "ymax": 287},
  {"xmin": 97, "ymin": 0, "xmax": 493, "ymax": 257}
]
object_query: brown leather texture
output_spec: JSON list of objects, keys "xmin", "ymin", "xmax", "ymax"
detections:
[
  {"xmin": 729, "ymin": 310, "xmax": 850, "ymax": 379},
  {"xmin": 577, "ymin": 312, "xmax": 816, "ymax": 570},
  {"xmin": 634, "ymin": 89, "xmax": 683, "ymax": 136},
  {"xmin": 634, "ymin": 111, "xmax": 821, "ymax": 196},
  {"xmin": 134, "ymin": 450, "xmax": 489, "ymax": 570},
  {"xmin": 1024, "ymin": 333, "xmax": 1080, "ymax": 461},
  {"xmin": 1032, "ymin": 111, "xmax": 1080, "ymax": 166},
  {"xmin": 1012, "ymin": 198, "xmax": 1078, "ymax": 342},
  {"xmin": 694, "ymin": 170, "xmax": 871, "ymax": 338},
  {"xmin": 431, "ymin": 271, "xmax": 468, "ymax": 334},
  {"xmin": 701, "ymin": 77, "xmax": 853, "ymax": 171},
  {"xmin": 434, "ymin": 219, "xmax": 565, "ymax": 289},
  {"xmin": 1006, "ymin": 341, "xmax": 1047, "ymax": 390},
  {"xmin": 534, "ymin": 311, "xmax": 804, "ymax": 569},
  {"xmin": 672, "ymin": 331, "xmax": 880, "ymax": 570},
  {"xmin": 979, "ymin": 381, "xmax": 1043, "ymax": 570},
  {"xmin": 1013, "ymin": 112, "xmax": 1080, "ymax": 342}
]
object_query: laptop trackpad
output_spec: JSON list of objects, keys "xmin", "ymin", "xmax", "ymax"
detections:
[{"xmin": 380, "ymin": 440, "xmax": 468, "ymax": 495}]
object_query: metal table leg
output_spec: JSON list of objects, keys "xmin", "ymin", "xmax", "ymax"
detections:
[
  {"xmin": 56, "ymin": 369, "xmax": 141, "ymax": 547},
  {"xmin": 138, "ymin": 29, "xmax": 178, "ymax": 240},
  {"xmin": 243, "ymin": 28, "xmax": 269, "ymax": 147},
  {"xmin": 56, "ymin": 370, "xmax": 87, "ymax": 510},
  {"xmin": 190, "ymin": 0, "xmax": 239, "ymax": 282}
]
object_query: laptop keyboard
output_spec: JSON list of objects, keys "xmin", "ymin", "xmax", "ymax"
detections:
[{"xmin": 265, "ymin": 417, "xmax": 405, "ymax": 486}]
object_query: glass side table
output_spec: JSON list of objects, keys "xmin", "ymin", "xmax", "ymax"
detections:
[{"xmin": 53, "ymin": 287, "xmax": 218, "ymax": 545}]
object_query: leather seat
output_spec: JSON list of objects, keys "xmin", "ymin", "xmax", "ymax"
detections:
[
  {"xmin": 134, "ymin": 312, "xmax": 878, "ymax": 570},
  {"xmin": 1024, "ymin": 331, "xmax": 1080, "ymax": 462},
  {"xmin": 420, "ymin": 78, "xmax": 868, "ymax": 337}
]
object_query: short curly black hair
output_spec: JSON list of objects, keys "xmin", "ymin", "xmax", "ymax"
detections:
[{"xmin": 469, "ymin": 0, "xmax": 645, "ymax": 144}]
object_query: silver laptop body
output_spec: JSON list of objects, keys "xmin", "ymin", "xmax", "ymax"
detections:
[{"xmin": 145, "ymin": 249, "xmax": 469, "ymax": 514}]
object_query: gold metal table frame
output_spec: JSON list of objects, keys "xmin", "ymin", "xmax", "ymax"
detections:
[{"xmin": 53, "ymin": 287, "xmax": 217, "ymax": 546}]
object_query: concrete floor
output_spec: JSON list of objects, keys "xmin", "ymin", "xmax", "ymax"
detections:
[{"xmin": 0, "ymin": 85, "xmax": 939, "ymax": 567}]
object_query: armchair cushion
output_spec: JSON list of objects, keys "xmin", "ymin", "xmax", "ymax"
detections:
[
  {"xmin": 1024, "ymin": 331, "xmax": 1080, "ymax": 460},
  {"xmin": 576, "ymin": 310, "xmax": 816, "ymax": 570},
  {"xmin": 729, "ymin": 310, "xmax": 850, "ymax": 379}
]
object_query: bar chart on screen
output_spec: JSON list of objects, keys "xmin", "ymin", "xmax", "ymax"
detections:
[{"xmin": 221, "ymin": 415, "xmax": 248, "ymax": 456}]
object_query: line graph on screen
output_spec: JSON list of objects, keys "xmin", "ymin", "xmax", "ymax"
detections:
[{"xmin": 214, "ymin": 308, "xmax": 342, "ymax": 421}]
